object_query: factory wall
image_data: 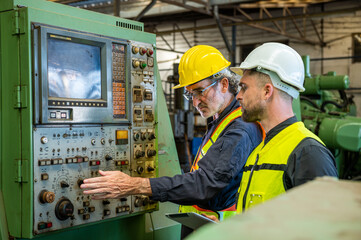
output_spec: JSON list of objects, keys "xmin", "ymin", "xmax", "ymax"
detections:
[{"xmin": 155, "ymin": 3, "xmax": 361, "ymax": 117}]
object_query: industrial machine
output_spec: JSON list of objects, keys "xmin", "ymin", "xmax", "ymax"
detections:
[
  {"xmin": 300, "ymin": 56, "xmax": 361, "ymax": 180},
  {"xmin": 0, "ymin": 0, "xmax": 181, "ymax": 239}
]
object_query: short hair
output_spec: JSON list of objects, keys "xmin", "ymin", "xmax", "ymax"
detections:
[
  {"xmin": 246, "ymin": 69, "xmax": 292, "ymax": 101},
  {"xmin": 218, "ymin": 68, "xmax": 240, "ymax": 96}
]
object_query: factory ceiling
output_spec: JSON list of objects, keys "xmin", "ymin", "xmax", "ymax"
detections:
[{"xmin": 48, "ymin": 0, "xmax": 361, "ymax": 48}]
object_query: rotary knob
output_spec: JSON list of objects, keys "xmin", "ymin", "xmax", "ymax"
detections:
[
  {"xmin": 147, "ymin": 149, "xmax": 156, "ymax": 157},
  {"xmin": 137, "ymin": 166, "xmax": 144, "ymax": 174},
  {"xmin": 55, "ymin": 198, "xmax": 74, "ymax": 220},
  {"xmin": 39, "ymin": 190, "xmax": 55, "ymax": 204},
  {"xmin": 41, "ymin": 136, "xmax": 48, "ymax": 144},
  {"xmin": 134, "ymin": 197, "xmax": 143, "ymax": 207},
  {"xmin": 148, "ymin": 133, "xmax": 156, "ymax": 140},
  {"xmin": 135, "ymin": 150, "xmax": 145, "ymax": 159},
  {"xmin": 133, "ymin": 132, "xmax": 140, "ymax": 141},
  {"xmin": 105, "ymin": 154, "xmax": 113, "ymax": 161},
  {"xmin": 60, "ymin": 181, "xmax": 70, "ymax": 188}
]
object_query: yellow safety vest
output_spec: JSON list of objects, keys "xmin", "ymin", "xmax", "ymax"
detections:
[
  {"xmin": 179, "ymin": 107, "xmax": 243, "ymax": 221},
  {"xmin": 236, "ymin": 121, "xmax": 324, "ymax": 213}
]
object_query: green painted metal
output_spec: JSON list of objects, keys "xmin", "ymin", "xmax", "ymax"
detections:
[
  {"xmin": 0, "ymin": 190, "xmax": 10, "ymax": 240},
  {"xmin": 0, "ymin": 0, "xmax": 181, "ymax": 239},
  {"xmin": 300, "ymin": 55, "xmax": 361, "ymax": 179},
  {"xmin": 318, "ymin": 116, "xmax": 361, "ymax": 151}
]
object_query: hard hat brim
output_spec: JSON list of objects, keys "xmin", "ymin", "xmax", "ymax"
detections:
[{"xmin": 230, "ymin": 67, "xmax": 243, "ymax": 76}]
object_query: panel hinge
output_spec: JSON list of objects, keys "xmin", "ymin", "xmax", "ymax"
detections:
[
  {"xmin": 13, "ymin": 85, "xmax": 28, "ymax": 109},
  {"xmin": 15, "ymin": 159, "xmax": 29, "ymax": 183},
  {"xmin": 12, "ymin": 10, "xmax": 25, "ymax": 35}
]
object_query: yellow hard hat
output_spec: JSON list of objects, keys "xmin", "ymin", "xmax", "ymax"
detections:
[{"xmin": 173, "ymin": 45, "xmax": 231, "ymax": 89}]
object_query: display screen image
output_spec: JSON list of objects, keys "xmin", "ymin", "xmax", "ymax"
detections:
[{"xmin": 47, "ymin": 36, "xmax": 101, "ymax": 99}]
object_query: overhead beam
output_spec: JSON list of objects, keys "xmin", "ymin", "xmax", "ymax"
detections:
[{"xmin": 135, "ymin": 0, "xmax": 157, "ymax": 21}]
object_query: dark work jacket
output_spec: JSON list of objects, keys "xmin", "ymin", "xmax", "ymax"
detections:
[{"xmin": 149, "ymin": 98, "xmax": 263, "ymax": 211}]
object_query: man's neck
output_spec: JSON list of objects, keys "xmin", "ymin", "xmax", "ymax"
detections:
[{"xmin": 261, "ymin": 100, "xmax": 294, "ymax": 133}]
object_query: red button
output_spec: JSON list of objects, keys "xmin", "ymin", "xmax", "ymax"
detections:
[
  {"xmin": 96, "ymin": 161, "xmax": 100, "ymax": 165},
  {"xmin": 46, "ymin": 222, "xmax": 52, "ymax": 228}
]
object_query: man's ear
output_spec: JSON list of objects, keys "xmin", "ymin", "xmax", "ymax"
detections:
[
  {"xmin": 263, "ymin": 83, "xmax": 274, "ymax": 100},
  {"xmin": 220, "ymin": 77, "xmax": 229, "ymax": 93}
]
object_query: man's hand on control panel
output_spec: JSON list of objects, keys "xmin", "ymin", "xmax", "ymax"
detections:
[{"xmin": 81, "ymin": 170, "xmax": 152, "ymax": 199}]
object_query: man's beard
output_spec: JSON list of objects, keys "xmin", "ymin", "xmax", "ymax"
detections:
[{"xmin": 241, "ymin": 104, "xmax": 264, "ymax": 122}]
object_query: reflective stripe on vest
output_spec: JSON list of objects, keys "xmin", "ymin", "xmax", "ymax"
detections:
[
  {"xmin": 236, "ymin": 122, "xmax": 324, "ymax": 213},
  {"xmin": 191, "ymin": 107, "xmax": 243, "ymax": 172},
  {"xmin": 179, "ymin": 107, "xmax": 243, "ymax": 220}
]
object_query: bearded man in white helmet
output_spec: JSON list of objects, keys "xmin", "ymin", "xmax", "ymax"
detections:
[{"xmin": 231, "ymin": 42, "xmax": 338, "ymax": 213}]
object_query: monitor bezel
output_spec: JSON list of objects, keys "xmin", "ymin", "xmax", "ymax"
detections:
[{"xmin": 32, "ymin": 24, "xmax": 131, "ymax": 124}]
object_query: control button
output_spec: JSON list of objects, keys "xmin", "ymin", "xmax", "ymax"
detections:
[
  {"xmin": 83, "ymin": 157, "xmax": 89, "ymax": 162},
  {"xmin": 89, "ymin": 160, "xmax": 101, "ymax": 166},
  {"xmin": 78, "ymin": 209, "xmax": 85, "ymax": 214},
  {"xmin": 132, "ymin": 46, "xmax": 139, "ymax": 54},
  {"xmin": 50, "ymin": 112, "xmax": 56, "ymax": 119},
  {"xmin": 38, "ymin": 221, "xmax": 52, "ymax": 230},
  {"xmin": 147, "ymin": 49, "xmax": 153, "ymax": 56},
  {"xmin": 105, "ymin": 155, "xmax": 113, "ymax": 161},
  {"xmin": 132, "ymin": 60, "xmax": 140, "ymax": 68},
  {"xmin": 41, "ymin": 136, "xmax": 48, "ymax": 144},
  {"xmin": 139, "ymin": 47, "xmax": 147, "ymax": 55},
  {"xmin": 104, "ymin": 209, "xmax": 111, "ymax": 216},
  {"xmin": 88, "ymin": 206, "xmax": 95, "ymax": 212},
  {"xmin": 41, "ymin": 173, "xmax": 49, "ymax": 181},
  {"xmin": 83, "ymin": 201, "xmax": 90, "ymax": 207},
  {"xmin": 60, "ymin": 181, "xmax": 70, "ymax": 188},
  {"xmin": 39, "ymin": 190, "xmax": 55, "ymax": 204},
  {"xmin": 140, "ymin": 61, "xmax": 147, "ymax": 69},
  {"xmin": 55, "ymin": 198, "xmax": 74, "ymax": 220},
  {"xmin": 83, "ymin": 214, "xmax": 90, "ymax": 220}
]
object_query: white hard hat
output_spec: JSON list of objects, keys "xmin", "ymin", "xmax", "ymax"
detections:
[{"xmin": 231, "ymin": 42, "xmax": 305, "ymax": 96}]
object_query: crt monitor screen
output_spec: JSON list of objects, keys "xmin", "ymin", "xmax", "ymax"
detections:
[{"xmin": 47, "ymin": 35, "xmax": 101, "ymax": 100}]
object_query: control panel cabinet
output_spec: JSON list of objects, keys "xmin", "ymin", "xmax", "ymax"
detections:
[{"xmin": 32, "ymin": 31, "xmax": 158, "ymax": 234}]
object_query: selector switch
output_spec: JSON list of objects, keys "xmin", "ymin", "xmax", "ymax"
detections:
[
  {"xmin": 41, "ymin": 136, "xmax": 48, "ymax": 144},
  {"xmin": 135, "ymin": 150, "xmax": 145, "ymax": 159},
  {"xmin": 105, "ymin": 155, "xmax": 113, "ymax": 161},
  {"xmin": 137, "ymin": 166, "xmax": 144, "ymax": 174},
  {"xmin": 39, "ymin": 190, "xmax": 55, "ymax": 204},
  {"xmin": 60, "ymin": 181, "xmax": 70, "ymax": 188},
  {"xmin": 133, "ymin": 132, "xmax": 140, "ymax": 141},
  {"xmin": 147, "ymin": 149, "xmax": 156, "ymax": 157}
]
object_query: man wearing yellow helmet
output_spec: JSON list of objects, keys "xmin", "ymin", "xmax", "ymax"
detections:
[{"xmin": 81, "ymin": 45, "xmax": 263, "ymax": 237}]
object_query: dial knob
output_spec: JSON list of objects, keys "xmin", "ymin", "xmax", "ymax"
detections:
[
  {"xmin": 140, "ymin": 132, "xmax": 148, "ymax": 141},
  {"xmin": 134, "ymin": 197, "xmax": 143, "ymax": 207},
  {"xmin": 100, "ymin": 138, "xmax": 106, "ymax": 145},
  {"xmin": 148, "ymin": 133, "xmax": 156, "ymax": 140},
  {"xmin": 135, "ymin": 150, "xmax": 145, "ymax": 159},
  {"xmin": 133, "ymin": 132, "xmax": 140, "ymax": 141},
  {"xmin": 137, "ymin": 166, "xmax": 144, "ymax": 174},
  {"xmin": 60, "ymin": 181, "xmax": 70, "ymax": 188},
  {"xmin": 41, "ymin": 136, "xmax": 48, "ymax": 144},
  {"xmin": 147, "ymin": 149, "xmax": 156, "ymax": 157},
  {"xmin": 105, "ymin": 154, "xmax": 113, "ymax": 161},
  {"xmin": 39, "ymin": 190, "xmax": 55, "ymax": 204},
  {"xmin": 55, "ymin": 198, "xmax": 74, "ymax": 220}
]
